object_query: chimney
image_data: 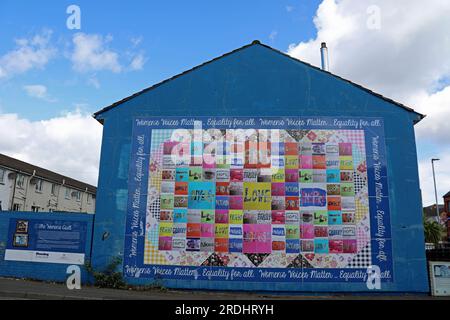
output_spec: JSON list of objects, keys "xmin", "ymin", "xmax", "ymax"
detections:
[{"xmin": 320, "ymin": 42, "xmax": 329, "ymax": 71}]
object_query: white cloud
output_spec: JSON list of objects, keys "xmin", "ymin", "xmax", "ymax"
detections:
[
  {"xmin": 23, "ymin": 85, "xmax": 47, "ymax": 99},
  {"xmin": 23, "ymin": 84, "xmax": 56, "ymax": 102},
  {"xmin": 130, "ymin": 36, "xmax": 143, "ymax": 47},
  {"xmin": 128, "ymin": 36, "xmax": 146, "ymax": 70},
  {"xmin": 129, "ymin": 52, "xmax": 146, "ymax": 71},
  {"xmin": 269, "ymin": 30, "xmax": 278, "ymax": 41},
  {"xmin": 0, "ymin": 30, "xmax": 56, "ymax": 79},
  {"xmin": 70, "ymin": 33, "xmax": 147, "ymax": 74},
  {"xmin": 415, "ymin": 87, "xmax": 450, "ymax": 205},
  {"xmin": 287, "ymin": 0, "xmax": 450, "ymax": 205},
  {"xmin": 418, "ymin": 153, "xmax": 450, "ymax": 207},
  {"xmin": 413, "ymin": 86, "xmax": 450, "ymax": 145},
  {"xmin": 0, "ymin": 110, "xmax": 102, "ymax": 186},
  {"xmin": 71, "ymin": 33, "xmax": 122, "ymax": 73},
  {"xmin": 87, "ymin": 76, "xmax": 100, "ymax": 89},
  {"xmin": 287, "ymin": 0, "xmax": 450, "ymax": 101}
]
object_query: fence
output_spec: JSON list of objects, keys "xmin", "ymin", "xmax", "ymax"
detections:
[{"xmin": 426, "ymin": 243, "xmax": 450, "ymax": 262}]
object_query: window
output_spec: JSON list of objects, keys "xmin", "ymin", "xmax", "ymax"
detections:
[
  {"xmin": 74, "ymin": 191, "xmax": 81, "ymax": 202},
  {"xmin": 35, "ymin": 179, "xmax": 43, "ymax": 192},
  {"xmin": 0, "ymin": 168, "xmax": 5, "ymax": 183},
  {"xmin": 51, "ymin": 183, "xmax": 59, "ymax": 196},
  {"xmin": 13, "ymin": 203, "xmax": 21, "ymax": 211},
  {"xmin": 16, "ymin": 174, "xmax": 25, "ymax": 188},
  {"xmin": 31, "ymin": 206, "xmax": 39, "ymax": 212},
  {"xmin": 65, "ymin": 187, "xmax": 71, "ymax": 199},
  {"xmin": 87, "ymin": 194, "xmax": 92, "ymax": 204}
]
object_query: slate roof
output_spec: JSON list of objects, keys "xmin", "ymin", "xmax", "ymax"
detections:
[
  {"xmin": 93, "ymin": 40, "xmax": 425, "ymax": 124},
  {"xmin": 0, "ymin": 153, "xmax": 96, "ymax": 194}
]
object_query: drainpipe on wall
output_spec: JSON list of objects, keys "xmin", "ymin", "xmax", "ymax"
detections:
[
  {"xmin": 59, "ymin": 179, "xmax": 65, "ymax": 212},
  {"xmin": 23, "ymin": 169, "xmax": 36, "ymax": 211},
  {"xmin": 82, "ymin": 187, "xmax": 88, "ymax": 213},
  {"xmin": 9, "ymin": 171, "xmax": 17, "ymax": 211}
]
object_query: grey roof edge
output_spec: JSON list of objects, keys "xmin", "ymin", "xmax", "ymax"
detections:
[
  {"xmin": 0, "ymin": 153, "xmax": 97, "ymax": 194},
  {"xmin": 93, "ymin": 40, "xmax": 426, "ymax": 124}
]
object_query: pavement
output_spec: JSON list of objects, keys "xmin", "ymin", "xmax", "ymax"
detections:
[{"xmin": 0, "ymin": 277, "xmax": 448, "ymax": 300}]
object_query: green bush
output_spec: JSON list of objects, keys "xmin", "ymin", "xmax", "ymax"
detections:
[
  {"xmin": 423, "ymin": 216, "xmax": 446, "ymax": 245},
  {"xmin": 85, "ymin": 257, "xmax": 126, "ymax": 289}
]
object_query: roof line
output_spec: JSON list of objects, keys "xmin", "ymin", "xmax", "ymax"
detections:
[
  {"xmin": 92, "ymin": 41, "xmax": 259, "ymax": 120},
  {"xmin": 256, "ymin": 42, "xmax": 425, "ymax": 122},
  {"xmin": 93, "ymin": 40, "xmax": 425, "ymax": 123},
  {"xmin": 0, "ymin": 153, "xmax": 96, "ymax": 194}
]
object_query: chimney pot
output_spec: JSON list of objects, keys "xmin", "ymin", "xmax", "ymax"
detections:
[{"xmin": 320, "ymin": 42, "xmax": 329, "ymax": 71}]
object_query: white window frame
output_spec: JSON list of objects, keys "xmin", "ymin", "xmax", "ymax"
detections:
[
  {"xmin": 16, "ymin": 174, "xmax": 25, "ymax": 189},
  {"xmin": 0, "ymin": 168, "xmax": 5, "ymax": 184},
  {"xmin": 35, "ymin": 179, "xmax": 43, "ymax": 192},
  {"xmin": 31, "ymin": 205, "xmax": 39, "ymax": 212},
  {"xmin": 65, "ymin": 187, "xmax": 71, "ymax": 199},
  {"xmin": 74, "ymin": 190, "xmax": 81, "ymax": 202},
  {"xmin": 51, "ymin": 183, "xmax": 59, "ymax": 196}
]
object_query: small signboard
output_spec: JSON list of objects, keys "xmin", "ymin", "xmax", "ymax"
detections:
[
  {"xmin": 4, "ymin": 218, "xmax": 87, "ymax": 265},
  {"xmin": 429, "ymin": 261, "xmax": 450, "ymax": 296}
]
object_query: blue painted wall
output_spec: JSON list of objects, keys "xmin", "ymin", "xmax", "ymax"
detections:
[
  {"xmin": 0, "ymin": 211, "xmax": 94, "ymax": 283},
  {"xmin": 92, "ymin": 43, "xmax": 428, "ymax": 292}
]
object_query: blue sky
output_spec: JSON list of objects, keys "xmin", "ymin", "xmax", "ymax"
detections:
[{"xmin": 0, "ymin": 0, "xmax": 321, "ymax": 120}]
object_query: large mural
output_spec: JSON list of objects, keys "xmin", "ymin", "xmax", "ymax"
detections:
[{"xmin": 124, "ymin": 117, "xmax": 392, "ymax": 283}]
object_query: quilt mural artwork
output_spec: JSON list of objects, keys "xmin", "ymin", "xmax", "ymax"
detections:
[{"xmin": 125, "ymin": 117, "xmax": 393, "ymax": 283}]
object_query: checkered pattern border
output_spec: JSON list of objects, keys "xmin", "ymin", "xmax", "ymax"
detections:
[
  {"xmin": 144, "ymin": 238, "xmax": 167, "ymax": 265},
  {"xmin": 347, "ymin": 242, "xmax": 372, "ymax": 268},
  {"xmin": 150, "ymin": 129, "xmax": 173, "ymax": 153},
  {"xmin": 287, "ymin": 254, "xmax": 314, "ymax": 268},
  {"xmin": 150, "ymin": 197, "xmax": 160, "ymax": 222},
  {"xmin": 357, "ymin": 223, "xmax": 370, "ymax": 250},
  {"xmin": 340, "ymin": 130, "xmax": 366, "ymax": 152},
  {"xmin": 146, "ymin": 189, "xmax": 161, "ymax": 247},
  {"xmin": 352, "ymin": 146, "xmax": 365, "ymax": 170},
  {"xmin": 354, "ymin": 171, "xmax": 366, "ymax": 194},
  {"xmin": 355, "ymin": 199, "xmax": 367, "ymax": 223}
]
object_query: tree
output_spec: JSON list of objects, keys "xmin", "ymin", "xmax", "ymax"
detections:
[{"xmin": 423, "ymin": 216, "xmax": 445, "ymax": 245}]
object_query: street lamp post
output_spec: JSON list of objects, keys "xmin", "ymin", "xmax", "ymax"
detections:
[{"xmin": 431, "ymin": 158, "xmax": 440, "ymax": 222}]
